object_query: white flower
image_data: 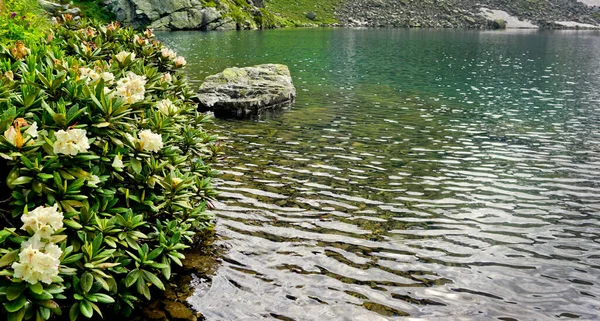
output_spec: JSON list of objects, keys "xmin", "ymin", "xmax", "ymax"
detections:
[
  {"xmin": 4, "ymin": 126, "xmax": 18, "ymax": 145},
  {"xmin": 174, "ymin": 56, "xmax": 187, "ymax": 67},
  {"xmin": 156, "ymin": 99, "xmax": 177, "ymax": 115},
  {"xmin": 112, "ymin": 154, "xmax": 123, "ymax": 169},
  {"xmin": 53, "ymin": 128, "xmax": 90, "ymax": 155},
  {"xmin": 4, "ymin": 70, "xmax": 14, "ymax": 81},
  {"xmin": 115, "ymin": 72, "xmax": 146, "ymax": 104},
  {"xmin": 79, "ymin": 67, "xmax": 92, "ymax": 78},
  {"xmin": 12, "ymin": 239, "xmax": 62, "ymax": 284},
  {"xmin": 4, "ymin": 121, "xmax": 38, "ymax": 147},
  {"xmin": 24, "ymin": 122, "xmax": 38, "ymax": 138},
  {"xmin": 115, "ymin": 51, "xmax": 135, "ymax": 63},
  {"xmin": 161, "ymin": 73, "xmax": 172, "ymax": 83},
  {"xmin": 87, "ymin": 174, "xmax": 100, "ymax": 187},
  {"xmin": 160, "ymin": 48, "xmax": 177, "ymax": 60},
  {"xmin": 101, "ymin": 72, "xmax": 115, "ymax": 85},
  {"xmin": 138, "ymin": 130, "xmax": 163, "ymax": 152},
  {"xmin": 21, "ymin": 204, "xmax": 64, "ymax": 239}
]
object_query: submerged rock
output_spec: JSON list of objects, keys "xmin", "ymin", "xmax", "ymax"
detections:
[{"xmin": 196, "ymin": 64, "xmax": 296, "ymax": 118}]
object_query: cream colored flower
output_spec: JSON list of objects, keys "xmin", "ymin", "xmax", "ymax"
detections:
[
  {"xmin": 174, "ymin": 56, "xmax": 187, "ymax": 67},
  {"xmin": 24, "ymin": 122, "xmax": 38, "ymax": 138},
  {"xmin": 54, "ymin": 128, "xmax": 90, "ymax": 155},
  {"xmin": 4, "ymin": 70, "xmax": 14, "ymax": 81},
  {"xmin": 156, "ymin": 99, "xmax": 177, "ymax": 115},
  {"xmin": 138, "ymin": 130, "xmax": 163, "ymax": 152},
  {"xmin": 101, "ymin": 72, "xmax": 115, "ymax": 85},
  {"xmin": 4, "ymin": 120, "xmax": 37, "ymax": 147},
  {"xmin": 21, "ymin": 204, "xmax": 64, "ymax": 239},
  {"xmin": 4, "ymin": 126, "xmax": 18, "ymax": 145},
  {"xmin": 115, "ymin": 51, "xmax": 135, "ymax": 63},
  {"xmin": 79, "ymin": 67, "xmax": 92, "ymax": 78},
  {"xmin": 112, "ymin": 154, "xmax": 123, "ymax": 169},
  {"xmin": 161, "ymin": 73, "xmax": 172, "ymax": 83},
  {"xmin": 87, "ymin": 174, "xmax": 100, "ymax": 187},
  {"xmin": 115, "ymin": 72, "xmax": 146, "ymax": 104},
  {"xmin": 144, "ymin": 28, "xmax": 155, "ymax": 38},
  {"xmin": 160, "ymin": 48, "xmax": 177, "ymax": 60},
  {"xmin": 12, "ymin": 239, "xmax": 62, "ymax": 284}
]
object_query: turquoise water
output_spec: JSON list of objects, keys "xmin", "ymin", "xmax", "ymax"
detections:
[{"xmin": 158, "ymin": 29, "xmax": 600, "ymax": 320}]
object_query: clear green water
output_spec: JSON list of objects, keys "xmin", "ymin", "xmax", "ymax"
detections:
[{"xmin": 158, "ymin": 28, "xmax": 600, "ymax": 320}]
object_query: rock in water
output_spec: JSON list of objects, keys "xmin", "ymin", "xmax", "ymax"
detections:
[{"xmin": 197, "ymin": 64, "xmax": 296, "ymax": 118}]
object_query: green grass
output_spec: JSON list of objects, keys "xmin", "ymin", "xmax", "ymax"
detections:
[
  {"xmin": 0, "ymin": 0, "xmax": 50, "ymax": 43},
  {"xmin": 264, "ymin": 0, "xmax": 342, "ymax": 25},
  {"xmin": 71, "ymin": 0, "xmax": 115, "ymax": 23}
]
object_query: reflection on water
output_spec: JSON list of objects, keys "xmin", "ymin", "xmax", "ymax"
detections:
[{"xmin": 159, "ymin": 28, "xmax": 600, "ymax": 320}]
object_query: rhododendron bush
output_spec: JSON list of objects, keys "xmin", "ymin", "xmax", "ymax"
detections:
[{"xmin": 0, "ymin": 18, "xmax": 219, "ymax": 321}]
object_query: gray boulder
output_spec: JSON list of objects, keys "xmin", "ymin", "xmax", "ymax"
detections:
[
  {"xmin": 39, "ymin": 0, "xmax": 81, "ymax": 17},
  {"xmin": 197, "ymin": 64, "xmax": 296, "ymax": 118},
  {"xmin": 110, "ymin": 0, "xmax": 239, "ymax": 30}
]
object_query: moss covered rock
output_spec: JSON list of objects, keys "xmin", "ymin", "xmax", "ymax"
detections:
[{"xmin": 197, "ymin": 64, "xmax": 296, "ymax": 118}]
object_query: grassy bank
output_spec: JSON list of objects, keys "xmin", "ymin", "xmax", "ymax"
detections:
[{"xmin": 265, "ymin": 0, "xmax": 341, "ymax": 25}]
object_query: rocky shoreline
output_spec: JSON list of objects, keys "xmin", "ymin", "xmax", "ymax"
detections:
[
  {"xmin": 97, "ymin": 0, "xmax": 600, "ymax": 31},
  {"xmin": 337, "ymin": 0, "xmax": 600, "ymax": 29}
]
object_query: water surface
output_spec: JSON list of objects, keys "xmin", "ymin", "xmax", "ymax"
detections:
[{"xmin": 158, "ymin": 28, "xmax": 600, "ymax": 320}]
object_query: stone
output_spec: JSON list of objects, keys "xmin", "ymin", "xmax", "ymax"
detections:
[
  {"xmin": 164, "ymin": 301, "xmax": 196, "ymax": 321},
  {"xmin": 492, "ymin": 19, "xmax": 507, "ymax": 29},
  {"xmin": 38, "ymin": 0, "xmax": 81, "ymax": 17},
  {"xmin": 196, "ymin": 64, "xmax": 296, "ymax": 118},
  {"xmin": 306, "ymin": 11, "xmax": 317, "ymax": 20}
]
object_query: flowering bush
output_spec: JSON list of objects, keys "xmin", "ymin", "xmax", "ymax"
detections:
[{"xmin": 0, "ymin": 18, "xmax": 219, "ymax": 321}]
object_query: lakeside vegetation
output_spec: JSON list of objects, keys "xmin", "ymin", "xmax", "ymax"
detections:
[{"xmin": 0, "ymin": 6, "xmax": 219, "ymax": 320}]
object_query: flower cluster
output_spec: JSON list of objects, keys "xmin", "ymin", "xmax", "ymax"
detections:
[
  {"xmin": 114, "ymin": 71, "xmax": 147, "ymax": 104},
  {"xmin": 21, "ymin": 204, "xmax": 64, "ymax": 239},
  {"xmin": 54, "ymin": 128, "xmax": 90, "ymax": 155},
  {"xmin": 136, "ymin": 130, "xmax": 163, "ymax": 152},
  {"xmin": 79, "ymin": 67, "xmax": 115, "ymax": 85},
  {"xmin": 160, "ymin": 47, "xmax": 187, "ymax": 67},
  {"xmin": 12, "ymin": 205, "xmax": 64, "ymax": 284},
  {"xmin": 12, "ymin": 239, "xmax": 62, "ymax": 284},
  {"xmin": 115, "ymin": 51, "xmax": 135, "ymax": 63},
  {"xmin": 156, "ymin": 99, "xmax": 177, "ymax": 115}
]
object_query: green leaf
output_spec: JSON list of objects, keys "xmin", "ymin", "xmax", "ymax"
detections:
[
  {"xmin": 39, "ymin": 306, "xmax": 51, "ymax": 320},
  {"xmin": 29, "ymin": 291, "xmax": 53, "ymax": 301},
  {"xmin": 0, "ymin": 229, "xmax": 14, "ymax": 244},
  {"xmin": 80, "ymin": 272, "xmax": 93, "ymax": 293},
  {"xmin": 6, "ymin": 283, "xmax": 27, "ymax": 301},
  {"xmin": 10, "ymin": 176, "xmax": 33, "ymax": 186},
  {"xmin": 28, "ymin": 282, "xmax": 44, "ymax": 295},
  {"xmin": 130, "ymin": 158, "xmax": 142, "ymax": 174},
  {"xmin": 38, "ymin": 300, "xmax": 59, "ymax": 309},
  {"xmin": 4, "ymin": 295, "xmax": 27, "ymax": 312},
  {"xmin": 7, "ymin": 309, "xmax": 25, "ymax": 321},
  {"xmin": 0, "ymin": 249, "xmax": 18, "ymax": 267},
  {"xmin": 88, "ymin": 293, "xmax": 114, "ymax": 304},
  {"xmin": 79, "ymin": 300, "xmax": 93, "ymax": 319},
  {"xmin": 142, "ymin": 270, "xmax": 165, "ymax": 291},
  {"xmin": 69, "ymin": 302, "xmax": 80, "ymax": 321},
  {"xmin": 147, "ymin": 247, "xmax": 163, "ymax": 261},
  {"xmin": 124, "ymin": 270, "xmax": 140, "ymax": 288},
  {"xmin": 136, "ymin": 277, "xmax": 151, "ymax": 300}
]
